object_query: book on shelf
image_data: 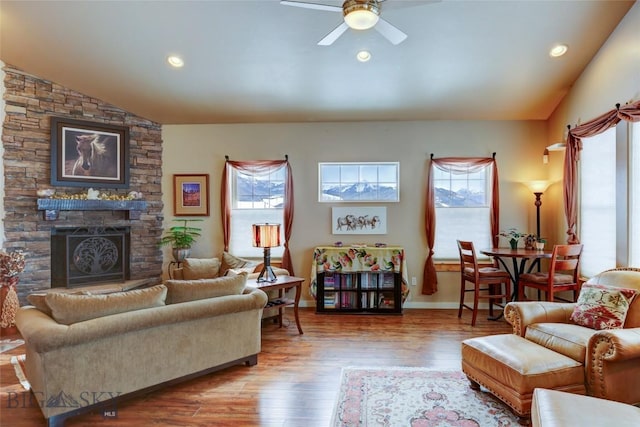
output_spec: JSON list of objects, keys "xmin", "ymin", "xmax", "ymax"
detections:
[{"xmin": 324, "ymin": 292, "xmax": 336, "ymax": 309}]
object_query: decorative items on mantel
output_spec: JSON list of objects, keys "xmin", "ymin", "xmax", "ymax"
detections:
[
  {"xmin": 36, "ymin": 188, "xmax": 146, "ymax": 220},
  {"xmin": 0, "ymin": 250, "xmax": 25, "ymax": 336}
]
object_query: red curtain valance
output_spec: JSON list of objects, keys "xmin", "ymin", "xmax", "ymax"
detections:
[
  {"xmin": 221, "ymin": 159, "xmax": 295, "ymax": 275},
  {"xmin": 563, "ymin": 101, "xmax": 640, "ymax": 243},
  {"xmin": 422, "ymin": 157, "xmax": 500, "ymax": 295}
]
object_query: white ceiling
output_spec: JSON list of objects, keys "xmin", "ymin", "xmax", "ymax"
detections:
[{"xmin": 0, "ymin": 0, "xmax": 634, "ymax": 124}]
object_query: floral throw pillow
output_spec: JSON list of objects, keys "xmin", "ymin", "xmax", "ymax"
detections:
[{"xmin": 570, "ymin": 283, "xmax": 639, "ymax": 330}]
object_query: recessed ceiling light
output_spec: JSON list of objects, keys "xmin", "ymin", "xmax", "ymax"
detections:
[
  {"xmin": 549, "ymin": 44, "xmax": 568, "ymax": 58},
  {"xmin": 356, "ymin": 50, "xmax": 371, "ymax": 62},
  {"xmin": 167, "ymin": 55, "xmax": 184, "ymax": 68}
]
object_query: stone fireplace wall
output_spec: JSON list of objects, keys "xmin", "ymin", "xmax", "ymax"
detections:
[{"xmin": 2, "ymin": 65, "xmax": 164, "ymax": 303}]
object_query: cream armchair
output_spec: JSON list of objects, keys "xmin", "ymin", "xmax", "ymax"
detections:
[{"xmin": 504, "ymin": 267, "xmax": 640, "ymax": 406}]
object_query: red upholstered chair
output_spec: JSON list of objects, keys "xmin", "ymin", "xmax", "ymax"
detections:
[
  {"xmin": 457, "ymin": 240, "xmax": 511, "ymax": 326},
  {"xmin": 518, "ymin": 244, "xmax": 583, "ymax": 302}
]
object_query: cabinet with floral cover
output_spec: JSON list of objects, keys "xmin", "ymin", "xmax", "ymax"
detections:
[{"xmin": 311, "ymin": 246, "xmax": 408, "ymax": 314}]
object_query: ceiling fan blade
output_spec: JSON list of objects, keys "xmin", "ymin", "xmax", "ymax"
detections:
[
  {"xmin": 375, "ymin": 18, "xmax": 408, "ymax": 45},
  {"xmin": 318, "ymin": 22, "xmax": 349, "ymax": 46},
  {"xmin": 280, "ymin": 0, "xmax": 342, "ymax": 13}
]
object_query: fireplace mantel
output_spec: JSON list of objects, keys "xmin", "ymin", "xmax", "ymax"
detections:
[{"xmin": 37, "ymin": 199, "xmax": 147, "ymax": 220}]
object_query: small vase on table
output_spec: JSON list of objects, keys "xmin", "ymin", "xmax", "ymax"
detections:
[
  {"xmin": 0, "ymin": 276, "xmax": 20, "ymax": 336},
  {"xmin": 509, "ymin": 239, "xmax": 518, "ymax": 250}
]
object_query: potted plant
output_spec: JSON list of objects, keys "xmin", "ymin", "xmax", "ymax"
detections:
[
  {"xmin": 160, "ymin": 219, "xmax": 203, "ymax": 261},
  {"xmin": 535, "ymin": 238, "xmax": 547, "ymax": 250},
  {"xmin": 498, "ymin": 228, "xmax": 531, "ymax": 250}
]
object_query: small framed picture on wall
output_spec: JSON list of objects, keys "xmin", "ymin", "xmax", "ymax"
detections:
[{"xmin": 173, "ymin": 174, "xmax": 210, "ymax": 216}]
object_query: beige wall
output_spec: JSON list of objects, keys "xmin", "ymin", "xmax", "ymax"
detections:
[
  {"xmin": 162, "ymin": 120, "xmax": 550, "ymax": 307},
  {"xmin": 546, "ymin": 1, "xmax": 640, "ymax": 246}
]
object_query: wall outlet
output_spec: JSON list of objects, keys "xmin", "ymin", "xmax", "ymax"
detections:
[{"xmin": 411, "ymin": 276, "xmax": 417, "ymax": 286}]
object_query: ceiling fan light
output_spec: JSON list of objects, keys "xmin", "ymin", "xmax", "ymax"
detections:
[{"xmin": 343, "ymin": 0, "xmax": 380, "ymax": 30}]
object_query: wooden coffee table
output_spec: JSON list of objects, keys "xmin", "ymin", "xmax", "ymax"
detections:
[{"xmin": 251, "ymin": 275, "xmax": 304, "ymax": 334}]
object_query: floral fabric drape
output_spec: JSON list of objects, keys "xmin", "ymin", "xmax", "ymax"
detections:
[
  {"xmin": 422, "ymin": 157, "xmax": 499, "ymax": 295},
  {"xmin": 221, "ymin": 159, "xmax": 295, "ymax": 275},
  {"xmin": 564, "ymin": 101, "xmax": 640, "ymax": 243}
]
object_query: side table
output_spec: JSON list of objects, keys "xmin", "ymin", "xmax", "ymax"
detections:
[
  {"xmin": 167, "ymin": 261, "xmax": 182, "ymax": 279},
  {"xmin": 250, "ymin": 275, "xmax": 304, "ymax": 334}
]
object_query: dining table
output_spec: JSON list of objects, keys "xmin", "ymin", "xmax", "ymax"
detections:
[{"xmin": 480, "ymin": 247, "xmax": 553, "ymax": 303}]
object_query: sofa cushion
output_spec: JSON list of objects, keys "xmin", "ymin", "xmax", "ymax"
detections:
[
  {"xmin": 26, "ymin": 293, "xmax": 52, "ymax": 317},
  {"xmin": 570, "ymin": 283, "xmax": 639, "ymax": 330},
  {"xmin": 524, "ymin": 323, "xmax": 597, "ymax": 363},
  {"xmin": 220, "ymin": 252, "xmax": 258, "ymax": 276},
  {"xmin": 182, "ymin": 257, "xmax": 221, "ymax": 279},
  {"xmin": 45, "ymin": 284, "xmax": 167, "ymax": 325},
  {"xmin": 584, "ymin": 269, "xmax": 640, "ymax": 327},
  {"xmin": 165, "ymin": 272, "xmax": 248, "ymax": 304}
]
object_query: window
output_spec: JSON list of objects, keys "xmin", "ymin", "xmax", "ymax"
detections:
[
  {"xmin": 229, "ymin": 165, "xmax": 285, "ymax": 258},
  {"xmin": 631, "ymin": 122, "xmax": 640, "ymax": 266},
  {"xmin": 579, "ymin": 129, "xmax": 616, "ymax": 276},
  {"xmin": 433, "ymin": 165, "xmax": 492, "ymax": 260},
  {"xmin": 318, "ymin": 162, "xmax": 399, "ymax": 202},
  {"xmin": 579, "ymin": 122, "xmax": 639, "ymax": 276}
]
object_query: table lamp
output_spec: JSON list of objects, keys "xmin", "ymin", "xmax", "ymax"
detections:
[{"xmin": 252, "ymin": 223, "xmax": 281, "ymax": 282}]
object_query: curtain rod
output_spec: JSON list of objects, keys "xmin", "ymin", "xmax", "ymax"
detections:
[
  {"xmin": 224, "ymin": 155, "xmax": 288, "ymax": 161},
  {"xmin": 430, "ymin": 152, "xmax": 496, "ymax": 159}
]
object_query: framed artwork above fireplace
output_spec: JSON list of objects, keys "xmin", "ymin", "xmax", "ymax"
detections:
[{"xmin": 50, "ymin": 117, "xmax": 130, "ymax": 188}]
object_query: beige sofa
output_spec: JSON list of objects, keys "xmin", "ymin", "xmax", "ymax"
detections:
[{"xmin": 16, "ymin": 274, "xmax": 267, "ymax": 427}]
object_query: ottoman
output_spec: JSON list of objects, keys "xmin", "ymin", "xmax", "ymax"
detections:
[
  {"xmin": 531, "ymin": 388, "xmax": 640, "ymax": 427},
  {"xmin": 461, "ymin": 334, "xmax": 586, "ymax": 417}
]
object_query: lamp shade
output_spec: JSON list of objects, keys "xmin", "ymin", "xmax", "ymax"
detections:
[
  {"xmin": 252, "ymin": 223, "xmax": 281, "ymax": 248},
  {"xmin": 525, "ymin": 180, "xmax": 551, "ymax": 193}
]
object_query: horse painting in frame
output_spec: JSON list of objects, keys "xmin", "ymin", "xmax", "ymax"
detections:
[
  {"xmin": 50, "ymin": 117, "xmax": 130, "ymax": 188},
  {"xmin": 332, "ymin": 206, "xmax": 387, "ymax": 235}
]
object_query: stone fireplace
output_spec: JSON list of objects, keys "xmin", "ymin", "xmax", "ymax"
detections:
[
  {"xmin": 2, "ymin": 65, "xmax": 165, "ymax": 302},
  {"xmin": 51, "ymin": 226, "xmax": 131, "ymax": 288}
]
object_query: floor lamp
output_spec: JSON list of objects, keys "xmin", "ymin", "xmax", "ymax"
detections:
[
  {"xmin": 526, "ymin": 181, "xmax": 551, "ymax": 288},
  {"xmin": 526, "ymin": 181, "xmax": 551, "ymax": 240},
  {"xmin": 252, "ymin": 223, "xmax": 281, "ymax": 283}
]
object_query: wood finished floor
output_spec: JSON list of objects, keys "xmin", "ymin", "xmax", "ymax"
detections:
[{"xmin": 0, "ymin": 308, "xmax": 512, "ymax": 427}]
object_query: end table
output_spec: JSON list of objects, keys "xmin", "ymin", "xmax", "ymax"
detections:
[{"xmin": 251, "ymin": 275, "xmax": 304, "ymax": 334}]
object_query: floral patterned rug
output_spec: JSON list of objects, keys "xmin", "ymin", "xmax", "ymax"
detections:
[{"xmin": 331, "ymin": 367, "xmax": 527, "ymax": 427}]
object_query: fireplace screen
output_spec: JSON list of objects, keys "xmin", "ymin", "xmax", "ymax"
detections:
[{"xmin": 51, "ymin": 226, "xmax": 130, "ymax": 288}]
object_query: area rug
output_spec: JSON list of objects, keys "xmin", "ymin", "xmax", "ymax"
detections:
[
  {"xmin": 331, "ymin": 367, "xmax": 526, "ymax": 427},
  {"xmin": 0, "ymin": 338, "xmax": 24, "ymax": 353},
  {"xmin": 10, "ymin": 354, "xmax": 30, "ymax": 390}
]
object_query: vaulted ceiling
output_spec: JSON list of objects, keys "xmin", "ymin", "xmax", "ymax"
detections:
[{"xmin": 0, "ymin": 0, "xmax": 634, "ymax": 124}]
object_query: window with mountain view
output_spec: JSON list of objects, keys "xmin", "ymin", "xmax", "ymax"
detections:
[
  {"xmin": 229, "ymin": 165, "xmax": 285, "ymax": 258},
  {"xmin": 433, "ymin": 165, "xmax": 492, "ymax": 260},
  {"xmin": 318, "ymin": 162, "xmax": 399, "ymax": 202}
]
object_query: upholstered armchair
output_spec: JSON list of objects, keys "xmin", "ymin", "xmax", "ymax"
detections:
[{"xmin": 504, "ymin": 267, "xmax": 640, "ymax": 406}]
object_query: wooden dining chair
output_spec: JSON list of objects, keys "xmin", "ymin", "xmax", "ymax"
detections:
[
  {"xmin": 518, "ymin": 244, "xmax": 583, "ymax": 302},
  {"xmin": 457, "ymin": 240, "xmax": 511, "ymax": 326}
]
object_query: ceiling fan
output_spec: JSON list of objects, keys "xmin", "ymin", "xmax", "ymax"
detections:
[{"xmin": 280, "ymin": 0, "xmax": 409, "ymax": 46}]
